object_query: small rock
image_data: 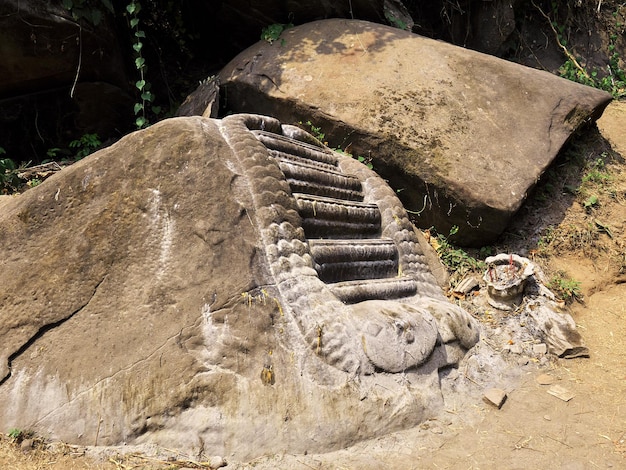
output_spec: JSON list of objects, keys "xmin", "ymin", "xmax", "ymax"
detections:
[
  {"xmin": 547, "ymin": 384, "xmax": 575, "ymax": 402},
  {"xmin": 533, "ymin": 343, "xmax": 547, "ymax": 355},
  {"xmin": 430, "ymin": 426, "xmax": 443, "ymax": 434},
  {"xmin": 517, "ymin": 356, "xmax": 529, "ymax": 366},
  {"xmin": 453, "ymin": 275, "xmax": 479, "ymax": 295},
  {"xmin": 536, "ymin": 373, "xmax": 555, "ymax": 385},
  {"xmin": 20, "ymin": 438, "xmax": 34, "ymax": 452},
  {"xmin": 544, "ymin": 414, "xmax": 551, "ymax": 421},
  {"xmin": 509, "ymin": 343, "xmax": 523, "ymax": 354},
  {"xmin": 483, "ymin": 388, "xmax": 507, "ymax": 409},
  {"xmin": 209, "ymin": 456, "xmax": 226, "ymax": 469}
]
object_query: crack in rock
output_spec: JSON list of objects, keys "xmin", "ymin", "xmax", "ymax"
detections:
[{"xmin": 0, "ymin": 276, "xmax": 106, "ymax": 386}]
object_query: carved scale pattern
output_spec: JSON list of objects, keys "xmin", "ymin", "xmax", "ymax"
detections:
[{"xmin": 218, "ymin": 114, "xmax": 472, "ymax": 375}]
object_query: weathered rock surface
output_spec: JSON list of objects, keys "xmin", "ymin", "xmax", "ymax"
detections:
[
  {"xmin": 0, "ymin": 114, "xmax": 478, "ymax": 460},
  {"xmin": 218, "ymin": 19, "xmax": 612, "ymax": 246}
]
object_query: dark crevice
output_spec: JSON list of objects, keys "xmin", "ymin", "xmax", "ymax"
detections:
[{"xmin": 0, "ymin": 276, "xmax": 106, "ymax": 386}]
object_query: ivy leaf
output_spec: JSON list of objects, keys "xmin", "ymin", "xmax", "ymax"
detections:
[
  {"xmin": 135, "ymin": 57, "xmax": 145, "ymax": 68},
  {"xmin": 151, "ymin": 105, "xmax": 162, "ymax": 114},
  {"xmin": 135, "ymin": 79, "xmax": 145, "ymax": 90},
  {"xmin": 133, "ymin": 103, "xmax": 143, "ymax": 114},
  {"xmin": 133, "ymin": 42, "xmax": 143, "ymax": 52},
  {"xmin": 141, "ymin": 91, "xmax": 154, "ymax": 102},
  {"xmin": 136, "ymin": 116, "xmax": 147, "ymax": 128},
  {"xmin": 135, "ymin": 30, "xmax": 146, "ymax": 38},
  {"xmin": 130, "ymin": 18, "xmax": 139, "ymax": 28},
  {"xmin": 126, "ymin": 3, "xmax": 136, "ymax": 14}
]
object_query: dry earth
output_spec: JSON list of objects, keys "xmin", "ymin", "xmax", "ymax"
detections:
[{"xmin": 0, "ymin": 101, "xmax": 624, "ymax": 469}]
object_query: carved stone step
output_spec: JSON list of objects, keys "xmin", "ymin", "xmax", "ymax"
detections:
[
  {"xmin": 314, "ymin": 259, "xmax": 399, "ymax": 283},
  {"xmin": 274, "ymin": 154, "xmax": 364, "ymax": 201},
  {"xmin": 310, "ymin": 239, "xmax": 399, "ymax": 281},
  {"xmin": 328, "ymin": 277, "xmax": 418, "ymax": 303},
  {"xmin": 294, "ymin": 193, "xmax": 381, "ymax": 238},
  {"xmin": 253, "ymin": 130, "xmax": 338, "ymax": 166},
  {"xmin": 308, "ymin": 239, "xmax": 398, "ymax": 263}
]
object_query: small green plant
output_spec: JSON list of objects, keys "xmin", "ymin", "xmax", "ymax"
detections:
[
  {"xmin": 301, "ymin": 120, "xmax": 325, "ymax": 143},
  {"xmin": 434, "ymin": 225, "xmax": 485, "ymax": 275},
  {"xmin": 553, "ymin": 8, "xmax": 626, "ymax": 98},
  {"xmin": 582, "ymin": 157, "xmax": 611, "ymax": 185},
  {"xmin": 357, "ymin": 155, "xmax": 374, "ymax": 170},
  {"xmin": 385, "ymin": 11, "xmax": 409, "ymax": 31},
  {"xmin": 46, "ymin": 147, "xmax": 63, "ymax": 159},
  {"xmin": 548, "ymin": 271, "xmax": 582, "ymax": 303},
  {"xmin": 583, "ymin": 194, "xmax": 599, "ymax": 210},
  {"xmin": 7, "ymin": 427, "xmax": 34, "ymax": 443},
  {"xmin": 261, "ymin": 23, "xmax": 293, "ymax": 44},
  {"xmin": 69, "ymin": 133, "xmax": 101, "ymax": 160},
  {"xmin": 0, "ymin": 148, "xmax": 24, "ymax": 194}
]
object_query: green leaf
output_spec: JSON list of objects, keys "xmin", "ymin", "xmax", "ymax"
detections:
[
  {"xmin": 135, "ymin": 79, "xmax": 145, "ymax": 90},
  {"xmin": 135, "ymin": 30, "xmax": 146, "ymax": 38},
  {"xmin": 135, "ymin": 57, "xmax": 145, "ymax": 68},
  {"xmin": 141, "ymin": 91, "xmax": 154, "ymax": 102},
  {"xmin": 136, "ymin": 116, "xmax": 147, "ymax": 128},
  {"xmin": 133, "ymin": 102, "xmax": 143, "ymax": 114},
  {"xmin": 126, "ymin": 3, "xmax": 136, "ymax": 14},
  {"xmin": 133, "ymin": 42, "xmax": 143, "ymax": 52},
  {"xmin": 62, "ymin": 0, "xmax": 73, "ymax": 11},
  {"xmin": 151, "ymin": 105, "xmax": 162, "ymax": 114},
  {"xmin": 130, "ymin": 18, "xmax": 139, "ymax": 28},
  {"xmin": 583, "ymin": 195, "xmax": 599, "ymax": 208}
]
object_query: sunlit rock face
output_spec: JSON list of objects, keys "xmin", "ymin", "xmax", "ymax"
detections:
[
  {"xmin": 0, "ymin": 114, "xmax": 477, "ymax": 460},
  {"xmin": 218, "ymin": 19, "xmax": 612, "ymax": 246}
]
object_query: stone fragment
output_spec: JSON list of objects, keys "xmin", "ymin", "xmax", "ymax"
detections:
[
  {"xmin": 524, "ymin": 300, "xmax": 589, "ymax": 358},
  {"xmin": 535, "ymin": 373, "xmax": 555, "ymax": 385},
  {"xmin": 219, "ymin": 19, "xmax": 611, "ymax": 246},
  {"xmin": 547, "ymin": 385, "xmax": 575, "ymax": 402},
  {"xmin": 533, "ymin": 343, "xmax": 548, "ymax": 355},
  {"xmin": 20, "ymin": 438, "xmax": 34, "ymax": 452},
  {"xmin": 209, "ymin": 456, "xmax": 226, "ymax": 469},
  {"xmin": 453, "ymin": 275, "xmax": 480, "ymax": 295},
  {"xmin": 483, "ymin": 388, "xmax": 507, "ymax": 409}
]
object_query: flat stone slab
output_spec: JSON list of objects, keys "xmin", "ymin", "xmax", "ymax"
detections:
[
  {"xmin": 219, "ymin": 19, "xmax": 612, "ymax": 245},
  {"xmin": 484, "ymin": 388, "xmax": 507, "ymax": 408}
]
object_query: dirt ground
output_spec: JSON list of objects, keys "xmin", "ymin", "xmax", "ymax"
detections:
[{"xmin": 1, "ymin": 102, "xmax": 624, "ymax": 469}]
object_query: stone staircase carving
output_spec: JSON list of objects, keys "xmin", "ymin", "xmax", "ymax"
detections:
[{"xmin": 219, "ymin": 114, "xmax": 479, "ymax": 375}]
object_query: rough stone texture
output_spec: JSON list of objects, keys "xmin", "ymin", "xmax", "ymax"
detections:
[
  {"xmin": 0, "ymin": 115, "xmax": 478, "ymax": 460},
  {"xmin": 218, "ymin": 19, "xmax": 612, "ymax": 246}
]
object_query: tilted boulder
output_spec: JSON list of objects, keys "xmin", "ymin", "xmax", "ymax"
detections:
[
  {"xmin": 218, "ymin": 19, "xmax": 612, "ymax": 246},
  {"xmin": 0, "ymin": 114, "xmax": 478, "ymax": 460}
]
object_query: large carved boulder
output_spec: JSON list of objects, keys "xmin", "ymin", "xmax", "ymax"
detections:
[
  {"xmin": 218, "ymin": 19, "xmax": 612, "ymax": 246},
  {"xmin": 0, "ymin": 114, "xmax": 478, "ymax": 460}
]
